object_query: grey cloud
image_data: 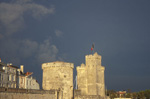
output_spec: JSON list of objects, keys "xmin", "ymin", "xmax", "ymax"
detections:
[
  {"xmin": 25, "ymin": 4, "xmax": 55, "ymax": 19},
  {"xmin": 36, "ymin": 39, "xmax": 58, "ymax": 63},
  {"xmin": 0, "ymin": 0, "xmax": 55, "ymax": 36},
  {"xmin": 0, "ymin": 34, "xmax": 4, "ymax": 39},
  {"xmin": 0, "ymin": 38, "xmax": 59, "ymax": 65},
  {"xmin": 0, "ymin": 39, "xmax": 21, "ymax": 64},
  {"xmin": 16, "ymin": 0, "xmax": 32, "ymax": 4},
  {"xmin": 19, "ymin": 39, "xmax": 38, "ymax": 58},
  {"xmin": 0, "ymin": 3, "xmax": 25, "ymax": 35},
  {"xmin": 20, "ymin": 38, "xmax": 59, "ymax": 63},
  {"xmin": 55, "ymin": 30, "xmax": 63, "ymax": 37}
]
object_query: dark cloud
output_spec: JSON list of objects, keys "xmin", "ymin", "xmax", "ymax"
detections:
[
  {"xmin": 0, "ymin": 38, "xmax": 60, "ymax": 64},
  {"xmin": 0, "ymin": 0, "xmax": 55, "ymax": 36},
  {"xmin": 0, "ymin": 0, "xmax": 58, "ymax": 64},
  {"xmin": 20, "ymin": 39, "xmax": 38, "ymax": 58},
  {"xmin": 36, "ymin": 39, "xmax": 59, "ymax": 63}
]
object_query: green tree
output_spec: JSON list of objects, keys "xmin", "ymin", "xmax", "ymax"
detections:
[
  {"xmin": 144, "ymin": 89, "xmax": 150, "ymax": 99},
  {"xmin": 126, "ymin": 89, "xmax": 132, "ymax": 98},
  {"xmin": 107, "ymin": 90, "xmax": 117, "ymax": 99},
  {"xmin": 132, "ymin": 92, "xmax": 138, "ymax": 99},
  {"xmin": 137, "ymin": 91, "xmax": 145, "ymax": 99},
  {"xmin": 126, "ymin": 93, "xmax": 132, "ymax": 98}
]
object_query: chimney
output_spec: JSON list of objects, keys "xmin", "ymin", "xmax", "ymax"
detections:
[
  {"xmin": 7, "ymin": 63, "xmax": 12, "ymax": 66},
  {"xmin": 20, "ymin": 65, "xmax": 24, "ymax": 73}
]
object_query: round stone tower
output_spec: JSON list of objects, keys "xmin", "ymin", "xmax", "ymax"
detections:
[{"xmin": 42, "ymin": 61, "xmax": 74, "ymax": 99}]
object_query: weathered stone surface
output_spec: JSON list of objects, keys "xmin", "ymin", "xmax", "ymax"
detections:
[
  {"xmin": 76, "ymin": 52, "xmax": 105, "ymax": 99},
  {"xmin": 74, "ymin": 95, "xmax": 103, "ymax": 99},
  {"xmin": 42, "ymin": 61, "xmax": 74, "ymax": 99},
  {"xmin": 0, "ymin": 92, "xmax": 56, "ymax": 99},
  {"xmin": 0, "ymin": 87, "xmax": 58, "ymax": 99}
]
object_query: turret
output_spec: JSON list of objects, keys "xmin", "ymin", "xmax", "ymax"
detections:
[{"xmin": 85, "ymin": 52, "xmax": 102, "ymax": 66}]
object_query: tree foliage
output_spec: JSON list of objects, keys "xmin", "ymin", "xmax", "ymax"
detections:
[
  {"xmin": 106, "ymin": 90, "xmax": 117, "ymax": 99},
  {"xmin": 106, "ymin": 89, "xmax": 150, "ymax": 99}
]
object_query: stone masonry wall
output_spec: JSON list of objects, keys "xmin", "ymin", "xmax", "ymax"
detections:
[
  {"xmin": 0, "ymin": 87, "xmax": 59, "ymax": 99},
  {"xmin": 74, "ymin": 95, "xmax": 103, "ymax": 99},
  {"xmin": 0, "ymin": 93, "xmax": 55, "ymax": 99},
  {"xmin": 74, "ymin": 90, "xmax": 104, "ymax": 99}
]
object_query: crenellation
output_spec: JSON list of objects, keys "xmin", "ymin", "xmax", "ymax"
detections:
[
  {"xmin": 85, "ymin": 54, "xmax": 102, "ymax": 66},
  {"xmin": 42, "ymin": 62, "xmax": 74, "ymax": 70}
]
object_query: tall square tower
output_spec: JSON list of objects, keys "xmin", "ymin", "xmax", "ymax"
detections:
[{"xmin": 76, "ymin": 52, "xmax": 105, "ymax": 98}]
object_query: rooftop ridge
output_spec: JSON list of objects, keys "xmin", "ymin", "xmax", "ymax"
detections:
[{"xmin": 86, "ymin": 52, "xmax": 101, "ymax": 57}]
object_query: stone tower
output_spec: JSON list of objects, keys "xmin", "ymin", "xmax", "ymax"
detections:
[
  {"xmin": 42, "ymin": 61, "xmax": 74, "ymax": 99},
  {"xmin": 76, "ymin": 52, "xmax": 105, "ymax": 98}
]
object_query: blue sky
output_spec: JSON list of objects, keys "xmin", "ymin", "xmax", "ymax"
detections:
[{"xmin": 0, "ymin": 0, "xmax": 150, "ymax": 92}]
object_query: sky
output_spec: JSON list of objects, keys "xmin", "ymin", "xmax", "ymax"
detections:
[{"xmin": 0, "ymin": 0, "xmax": 150, "ymax": 92}]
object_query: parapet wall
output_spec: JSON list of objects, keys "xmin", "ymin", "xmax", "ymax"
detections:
[
  {"xmin": 42, "ymin": 61, "xmax": 74, "ymax": 69},
  {"xmin": 74, "ymin": 95, "xmax": 103, "ymax": 99},
  {"xmin": 0, "ymin": 87, "xmax": 59, "ymax": 99},
  {"xmin": 74, "ymin": 90, "xmax": 103, "ymax": 99},
  {"xmin": 85, "ymin": 52, "xmax": 102, "ymax": 66}
]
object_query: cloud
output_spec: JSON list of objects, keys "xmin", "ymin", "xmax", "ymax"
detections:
[
  {"xmin": 19, "ymin": 39, "xmax": 38, "ymax": 58},
  {"xmin": 0, "ymin": 2, "xmax": 25, "ymax": 35},
  {"xmin": 36, "ymin": 39, "xmax": 59, "ymax": 63},
  {"xmin": 0, "ymin": 34, "xmax": 4, "ymax": 39},
  {"xmin": 55, "ymin": 30, "xmax": 63, "ymax": 37},
  {"xmin": 0, "ymin": 0, "xmax": 60, "ymax": 66},
  {"xmin": 0, "ymin": 38, "xmax": 59, "ymax": 65},
  {"xmin": 0, "ymin": 0, "xmax": 55, "ymax": 36},
  {"xmin": 0, "ymin": 39, "xmax": 21, "ymax": 64}
]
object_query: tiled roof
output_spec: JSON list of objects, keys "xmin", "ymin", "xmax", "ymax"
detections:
[
  {"xmin": 8, "ymin": 65, "xmax": 19, "ymax": 69},
  {"xmin": 25, "ymin": 72, "xmax": 33, "ymax": 76},
  {"xmin": 0, "ymin": 62, "xmax": 6, "ymax": 66}
]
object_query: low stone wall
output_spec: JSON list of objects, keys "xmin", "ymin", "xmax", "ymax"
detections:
[
  {"xmin": 0, "ymin": 87, "xmax": 59, "ymax": 99},
  {"xmin": 114, "ymin": 98, "xmax": 131, "ymax": 99},
  {"xmin": 74, "ymin": 95, "xmax": 103, "ymax": 99},
  {"xmin": 0, "ymin": 93, "xmax": 56, "ymax": 99},
  {"xmin": 74, "ymin": 90, "xmax": 104, "ymax": 99}
]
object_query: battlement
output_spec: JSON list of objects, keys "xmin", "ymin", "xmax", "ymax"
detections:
[
  {"xmin": 76, "ymin": 63, "xmax": 85, "ymax": 69},
  {"xmin": 42, "ymin": 61, "xmax": 74, "ymax": 69},
  {"xmin": 85, "ymin": 52, "xmax": 101, "ymax": 59},
  {"xmin": 85, "ymin": 52, "xmax": 102, "ymax": 66},
  {"xmin": 0, "ymin": 87, "xmax": 60, "ymax": 99}
]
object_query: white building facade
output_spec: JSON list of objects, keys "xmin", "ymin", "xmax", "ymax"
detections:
[
  {"xmin": 0, "ymin": 59, "xmax": 40, "ymax": 90},
  {"xmin": 17, "ymin": 65, "xmax": 40, "ymax": 90},
  {"xmin": 0, "ymin": 61, "xmax": 18, "ymax": 88},
  {"xmin": 26, "ymin": 76, "xmax": 40, "ymax": 89}
]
